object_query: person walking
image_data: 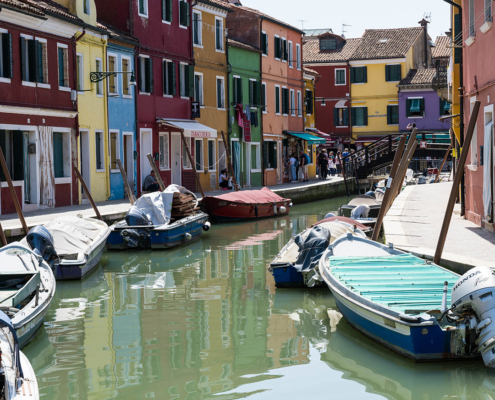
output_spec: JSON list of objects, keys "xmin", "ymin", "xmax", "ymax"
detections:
[
  {"xmin": 328, "ymin": 151, "xmax": 336, "ymax": 176},
  {"xmin": 319, "ymin": 152, "xmax": 328, "ymax": 180},
  {"xmin": 289, "ymin": 154, "xmax": 297, "ymax": 183},
  {"xmin": 335, "ymin": 151, "xmax": 342, "ymax": 176},
  {"xmin": 300, "ymin": 150, "xmax": 310, "ymax": 182}
]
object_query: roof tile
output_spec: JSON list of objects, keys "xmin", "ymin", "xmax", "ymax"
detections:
[
  {"xmin": 399, "ymin": 68, "xmax": 436, "ymax": 86},
  {"xmin": 227, "ymin": 38, "xmax": 261, "ymax": 52},
  {"xmin": 432, "ymin": 35, "xmax": 450, "ymax": 59},
  {"xmin": 0, "ymin": 0, "xmax": 44, "ymax": 17},
  {"xmin": 303, "ymin": 37, "xmax": 362, "ymax": 63}
]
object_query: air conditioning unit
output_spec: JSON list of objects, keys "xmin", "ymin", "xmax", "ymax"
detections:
[{"xmin": 71, "ymin": 90, "xmax": 77, "ymax": 102}]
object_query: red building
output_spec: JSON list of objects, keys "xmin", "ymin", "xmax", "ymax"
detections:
[
  {"xmin": 303, "ymin": 31, "xmax": 362, "ymax": 148},
  {"xmin": 0, "ymin": 0, "xmax": 81, "ymax": 215},
  {"xmin": 460, "ymin": 0, "xmax": 495, "ymax": 230},
  {"xmin": 95, "ymin": 0, "xmax": 195, "ymax": 194}
]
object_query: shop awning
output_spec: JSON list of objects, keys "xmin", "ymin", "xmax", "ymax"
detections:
[
  {"xmin": 306, "ymin": 128, "xmax": 331, "ymax": 138},
  {"xmin": 157, "ymin": 119, "xmax": 217, "ymax": 138},
  {"xmin": 284, "ymin": 131, "xmax": 326, "ymax": 144}
]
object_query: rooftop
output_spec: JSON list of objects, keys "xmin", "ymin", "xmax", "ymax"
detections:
[
  {"xmin": 399, "ymin": 68, "xmax": 436, "ymax": 86},
  {"xmin": 303, "ymin": 37, "xmax": 362, "ymax": 63},
  {"xmin": 304, "ymin": 28, "xmax": 333, "ymax": 37},
  {"xmin": 227, "ymin": 38, "xmax": 261, "ymax": 52},
  {"xmin": 432, "ymin": 36, "xmax": 451, "ymax": 59}
]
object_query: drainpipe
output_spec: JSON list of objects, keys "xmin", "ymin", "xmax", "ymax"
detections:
[
  {"xmin": 130, "ymin": 0, "xmax": 138, "ymax": 197},
  {"xmin": 73, "ymin": 30, "xmax": 85, "ymax": 205},
  {"xmin": 104, "ymin": 39, "xmax": 111, "ymax": 200},
  {"xmin": 260, "ymin": 17, "xmax": 265, "ymax": 186},
  {"xmin": 443, "ymin": 0, "xmax": 465, "ymax": 215},
  {"xmin": 226, "ymin": 38, "xmax": 233, "ymax": 177}
]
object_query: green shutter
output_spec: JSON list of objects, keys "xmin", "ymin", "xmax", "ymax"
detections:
[
  {"xmin": 167, "ymin": 0, "xmax": 173, "ymax": 22},
  {"xmin": 5, "ymin": 34, "xmax": 13, "ymax": 79},
  {"xmin": 275, "ymin": 87, "xmax": 280, "ymax": 114},
  {"xmin": 261, "ymin": 83, "xmax": 266, "ymax": 112},
  {"xmin": 163, "ymin": 61, "xmax": 167, "ymax": 94},
  {"xmin": 281, "ymin": 88, "xmax": 287, "ymax": 114},
  {"xmin": 145, "ymin": 57, "xmax": 153, "ymax": 93},
  {"xmin": 263, "ymin": 143, "xmax": 268, "ymax": 168},
  {"xmin": 385, "ymin": 65, "xmax": 390, "ymax": 82},
  {"xmin": 261, "ymin": 33, "xmax": 267, "ymax": 54},
  {"xmin": 406, "ymin": 99, "xmax": 411, "ymax": 117},
  {"xmin": 350, "ymin": 67, "xmax": 355, "ymax": 84},
  {"xmin": 363, "ymin": 107, "xmax": 368, "ymax": 126},
  {"xmin": 184, "ymin": 65, "xmax": 190, "ymax": 97},
  {"xmin": 171, "ymin": 62, "xmax": 176, "ymax": 95},
  {"xmin": 13, "ymin": 131, "xmax": 23, "ymax": 181},
  {"xmin": 395, "ymin": 65, "xmax": 401, "ymax": 81},
  {"xmin": 58, "ymin": 47, "xmax": 64, "ymax": 87},
  {"xmin": 351, "ymin": 108, "xmax": 356, "ymax": 126},
  {"xmin": 387, "ymin": 105, "xmax": 391, "ymax": 124},
  {"xmin": 139, "ymin": 0, "xmax": 145, "ymax": 14},
  {"xmin": 454, "ymin": 13, "xmax": 461, "ymax": 64},
  {"xmin": 185, "ymin": 1, "xmax": 190, "ymax": 26},
  {"xmin": 420, "ymin": 98, "xmax": 425, "ymax": 116},
  {"xmin": 255, "ymin": 81, "xmax": 260, "ymax": 106},
  {"xmin": 0, "ymin": 130, "xmax": 4, "ymax": 181},
  {"xmin": 249, "ymin": 80, "xmax": 253, "ymax": 105},
  {"xmin": 217, "ymin": 79, "xmax": 222, "ymax": 108},
  {"xmin": 20, "ymin": 37, "xmax": 26, "ymax": 81},
  {"xmin": 343, "ymin": 108, "xmax": 349, "ymax": 125},
  {"xmin": 363, "ymin": 66, "xmax": 367, "ymax": 83},
  {"xmin": 265, "ymin": 33, "xmax": 268, "ymax": 56},
  {"xmin": 333, "ymin": 108, "xmax": 339, "ymax": 127},
  {"xmin": 439, "ymin": 98, "xmax": 444, "ymax": 116},
  {"xmin": 161, "ymin": 0, "xmax": 166, "ymax": 20},
  {"xmin": 36, "ymin": 41, "xmax": 43, "ymax": 83},
  {"xmin": 188, "ymin": 65, "xmax": 194, "ymax": 97},
  {"xmin": 53, "ymin": 132, "xmax": 64, "ymax": 178},
  {"xmin": 27, "ymin": 40, "xmax": 36, "ymax": 83}
]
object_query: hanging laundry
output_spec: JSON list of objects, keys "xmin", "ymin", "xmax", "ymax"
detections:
[
  {"xmin": 236, "ymin": 104, "xmax": 243, "ymax": 126},
  {"xmin": 251, "ymin": 110, "xmax": 258, "ymax": 128},
  {"xmin": 245, "ymin": 104, "xmax": 251, "ymax": 122}
]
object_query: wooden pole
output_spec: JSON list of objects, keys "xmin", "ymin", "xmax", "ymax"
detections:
[
  {"xmin": 388, "ymin": 141, "xmax": 418, "ymax": 213},
  {"xmin": 180, "ymin": 132, "xmax": 205, "ymax": 198},
  {"xmin": 0, "ymin": 147, "xmax": 28, "ymax": 235},
  {"xmin": 434, "ymin": 145, "xmax": 452, "ymax": 184},
  {"xmin": 371, "ymin": 133, "xmax": 407, "ymax": 241},
  {"xmin": 116, "ymin": 159, "xmax": 136, "ymax": 205},
  {"xmin": 220, "ymin": 130, "xmax": 239, "ymax": 191},
  {"xmin": 352, "ymin": 156, "xmax": 361, "ymax": 195},
  {"xmin": 146, "ymin": 154, "xmax": 166, "ymax": 191},
  {"xmin": 396, "ymin": 129, "xmax": 418, "ymax": 197},
  {"xmin": 434, "ymin": 100, "xmax": 481, "ymax": 265},
  {"xmin": 0, "ymin": 223, "xmax": 7, "ymax": 247},
  {"xmin": 74, "ymin": 166, "xmax": 103, "ymax": 221},
  {"xmin": 337, "ymin": 153, "xmax": 350, "ymax": 197}
]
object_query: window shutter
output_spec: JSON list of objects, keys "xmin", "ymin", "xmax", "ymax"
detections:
[
  {"xmin": 53, "ymin": 132, "xmax": 64, "ymax": 178},
  {"xmin": 343, "ymin": 108, "xmax": 349, "ymax": 125},
  {"xmin": 147, "ymin": 57, "xmax": 153, "ymax": 93},
  {"xmin": 6, "ymin": 34, "xmax": 13, "ymax": 79},
  {"xmin": 0, "ymin": 130, "xmax": 5, "ymax": 181},
  {"xmin": 283, "ymin": 40, "xmax": 288, "ymax": 61},
  {"xmin": 363, "ymin": 107, "xmax": 368, "ymax": 126},
  {"xmin": 263, "ymin": 143, "xmax": 268, "ymax": 168},
  {"xmin": 271, "ymin": 142, "xmax": 278, "ymax": 168},
  {"xmin": 171, "ymin": 62, "xmax": 176, "ymax": 95},
  {"xmin": 167, "ymin": 0, "xmax": 173, "ymax": 21},
  {"xmin": 217, "ymin": 79, "xmax": 222, "ymax": 108},
  {"xmin": 27, "ymin": 39, "xmax": 36, "ymax": 83},
  {"xmin": 385, "ymin": 65, "xmax": 390, "ymax": 82},
  {"xmin": 185, "ymin": 2, "xmax": 190, "ymax": 27},
  {"xmin": 275, "ymin": 87, "xmax": 280, "ymax": 113},
  {"xmin": 274, "ymin": 37, "xmax": 278, "ymax": 58},
  {"xmin": 162, "ymin": 0, "xmax": 166, "ymax": 20},
  {"xmin": 36, "ymin": 41, "xmax": 43, "ymax": 83},
  {"xmin": 249, "ymin": 81, "xmax": 253, "ymax": 105},
  {"xmin": 282, "ymin": 89, "xmax": 287, "ymax": 114},
  {"xmin": 13, "ymin": 131, "xmax": 24, "ymax": 181},
  {"xmin": 333, "ymin": 108, "xmax": 339, "ymax": 127},
  {"xmin": 387, "ymin": 105, "xmax": 391, "ymax": 124},
  {"xmin": 163, "ymin": 61, "xmax": 167, "ymax": 95},
  {"xmin": 351, "ymin": 108, "xmax": 356, "ymax": 126},
  {"xmin": 255, "ymin": 81, "xmax": 260, "ymax": 106},
  {"xmin": 406, "ymin": 99, "xmax": 411, "ymax": 117},
  {"xmin": 20, "ymin": 37, "xmax": 26, "ymax": 81},
  {"xmin": 350, "ymin": 67, "xmax": 355, "ymax": 84},
  {"xmin": 308, "ymin": 91, "xmax": 313, "ymax": 115},
  {"xmin": 265, "ymin": 34, "xmax": 268, "ymax": 55},
  {"xmin": 395, "ymin": 65, "xmax": 401, "ymax": 81},
  {"xmin": 363, "ymin": 66, "xmax": 367, "ymax": 83},
  {"xmin": 261, "ymin": 33, "xmax": 266, "ymax": 54},
  {"xmin": 261, "ymin": 84, "xmax": 266, "ymax": 111},
  {"xmin": 420, "ymin": 98, "xmax": 425, "ymax": 116}
]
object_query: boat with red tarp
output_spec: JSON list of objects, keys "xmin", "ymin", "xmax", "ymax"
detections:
[{"xmin": 201, "ymin": 187, "xmax": 292, "ymax": 222}]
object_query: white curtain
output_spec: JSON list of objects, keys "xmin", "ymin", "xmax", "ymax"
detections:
[
  {"xmin": 483, "ymin": 121, "xmax": 493, "ymax": 219},
  {"xmin": 39, "ymin": 126, "xmax": 55, "ymax": 207}
]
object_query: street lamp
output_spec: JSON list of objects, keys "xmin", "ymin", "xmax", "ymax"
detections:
[{"xmin": 90, "ymin": 70, "xmax": 137, "ymax": 86}]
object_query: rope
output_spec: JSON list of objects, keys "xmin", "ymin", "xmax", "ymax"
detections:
[{"xmin": 194, "ymin": 151, "xmax": 227, "ymax": 171}]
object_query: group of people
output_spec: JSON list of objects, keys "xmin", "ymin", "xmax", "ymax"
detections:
[
  {"xmin": 316, "ymin": 148, "xmax": 350, "ymax": 180},
  {"xmin": 288, "ymin": 151, "xmax": 311, "ymax": 183}
]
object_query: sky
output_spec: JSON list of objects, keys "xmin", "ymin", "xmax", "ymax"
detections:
[{"xmin": 241, "ymin": 0, "xmax": 451, "ymax": 40}]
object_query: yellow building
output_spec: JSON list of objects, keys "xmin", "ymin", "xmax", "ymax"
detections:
[
  {"xmin": 54, "ymin": 0, "xmax": 109, "ymax": 203},
  {"xmin": 192, "ymin": 0, "xmax": 231, "ymax": 191},
  {"xmin": 349, "ymin": 27, "xmax": 432, "ymax": 142},
  {"xmin": 303, "ymin": 67, "xmax": 320, "ymax": 179}
]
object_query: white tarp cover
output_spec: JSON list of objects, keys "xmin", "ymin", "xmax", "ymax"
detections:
[
  {"xmin": 484, "ymin": 122, "xmax": 493, "ymax": 219},
  {"xmin": 130, "ymin": 185, "xmax": 197, "ymax": 226}
]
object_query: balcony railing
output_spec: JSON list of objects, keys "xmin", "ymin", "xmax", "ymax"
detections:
[{"xmin": 432, "ymin": 58, "xmax": 448, "ymax": 91}]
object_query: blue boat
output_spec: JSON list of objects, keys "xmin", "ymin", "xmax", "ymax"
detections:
[{"xmin": 319, "ymin": 235, "xmax": 495, "ymax": 366}]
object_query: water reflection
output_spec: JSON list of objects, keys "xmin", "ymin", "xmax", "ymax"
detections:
[{"xmin": 22, "ymin": 196, "xmax": 495, "ymax": 399}]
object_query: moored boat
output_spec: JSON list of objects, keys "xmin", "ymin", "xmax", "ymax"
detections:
[
  {"xmin": 21, "ymin": 216, "xmax": 110, "ymax": 281},
  {"xmin": 107, "ymin": 185, "xmax": 209, "ymax": 250},
  {"xmin": 0, "ymin": 310, "xmax": 39, "ymax": 399},
  {"xmin": 201, "ymin": 187, "xmax": 291, "ymax": 222},
  {"xmin": 338, "ymin": 195, "xmax": 381, "ymax": 219},
  {"xmin": 319, "ymin": 234, "xmax": 495, "ymax": 367},
  {"xmin": 269, "ymin": 220, "xmax": 367, "ymax": 288}
]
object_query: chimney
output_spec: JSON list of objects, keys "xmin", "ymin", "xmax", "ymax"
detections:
[{"xmin": 419, "ymin": 18, "xmax": 430, "ymax": 68}]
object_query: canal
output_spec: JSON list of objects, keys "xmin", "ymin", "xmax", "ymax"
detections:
[{"xmin": 24, "ymin": 195, "xmax": 493, "ymax": 399}]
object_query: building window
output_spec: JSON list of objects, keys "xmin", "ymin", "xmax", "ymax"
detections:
[
  {"xmin": 159, "ymin": 133, "xmax": 170, "ymax": 169},
  {"xmin": 335, "ymin": 68, "xmax": 346, "ymax": 85},
  {"xmin": 180, "ymin": 63, "xmax": 193, "ymax": 97},
  {"xmin": 281, "ymin": 88, "xmax": 289, "ymax": 115},
  {"xmin": 351, "ymin": 107, "xmax": 368, "ymax": 126},
  {"xmin": 486, "ymin": 0, "xmax": 492, "ymax": 22},
  {"xmin": 76, "ymin": 53, "xmax": 84, "ymax": 92},
  {"xmin": 139, "ymin": 56, "xmax": 153, "ymax": 94},
  {"xmin": 194, "ymin": 73, "xmax": 203, "ymax": 105},
  {"xmin": 95, "ymin": 58, "xmax": 103, "ymax": 95},
  {"xmin": 406, "ymin": 98, "xmax": 424, "ymax": 117},
  {"xmin": 0, "ymin": 130, "xmax": 23, "ymax": 181},
  {"xmin": 249, "ymin": 79, "xmax": 259, "ymax": 107},
  {"xmin": 305, "ymin": 89, "xmax": 313, "ymax": 115},
  {"xmin": 208, "ymin": 140, "xmax": 216, "ymax": 171},
  {"xmin": 296, "ymin": 43, "xmax": 301, "ymax": 70},
  {"xmin": 280, "ymin": 38, "xmax": 288, "ymax": 62},
  {"xmin": 215, "ymin": 17, "xmax": 224, "ymax": 51},
  {"xmin": 387, "ymin": 105, "xmax": 399, "ymax": 125},
  {"xmin": 83, "ymin": 0, "xmax": 90, "ymax": 15},
  {"xmin": 109, "ymin": 131, "xmax": 119, "ymax": 171},
  {"xmin": 440, "ymin": 98, "xmax": 451, "ymax": 116},
  {"xmin": 0, "ymin": 32, "xmax": 13, "ymax": 79},
  {"xmin": 275, "ymin": 86, "xmax": 280, "ymax": 115},
  {"xmin": 183, "ymin": 139, "xmax": 192, "ymax": 168},
  {"xmin": 122, "ymin": 57, "xmax": 131, "ymax": 96},
  {"xmin": 297, "ymin": 91, "xmax": 302, "ymax": 117},
  {"xmin": 320, "ymin": 38, "xmax": 337, "ymax": 50},
  {"xmin": 469, "ymin": 0, "xmax": 475, "ymax": 36},
  {"xmin": 53, "ymin": 132, "xmax": 69, "ymax": 178},
  {"xmin": 288, "ymin": 41, "xmax": 293, "ymax": 68},
  {"xmin": 95, "ymin": 131, "xmax": 104, "ymax": 171},
  {"xmin": 217, "ymin": 77, "xmax": 225, "ymax": 109},
  {"xmin": 261, "ymin": 31, "xmax": 268, "ymax": 56},
  {"xmin": 261, "ymin": 82, "xmax": 267, "ymax": 113},
  {"xmin": 274, "ymin": 36, "xmax": 281, "ymax": 59},
  {"xmin": 193, "ymin": 11, "xmax": 202, "ymax": 45},
  {"xmin": 195, "ymin": 139, "xmax": 203, "ymax": 171},
  {"xmin": 179, "ymin": 0, "xmax": 190, "ymax": 28},
  {"xmin": 108, "ymin": 54, "xmax": 118, "ymax": 95},
  {"xmin": 162, "ymin": 0, "xmax": 173, "ymax": 22},
  {"xmin": 334, "ymin": 108, "xmax": 349, "ymax": 127},
  {"xmin": 163, "ymin": 60, "xmax": 176, "ymax": 96},
  {"xmin": 139, "ymin": 0, "xmax": 148, "ymax": 17},
  {"xmin": 20, "ymin": 37, "xmax": 47, "ymax": 83},
  {"xmin": 57, "ymin": 46, "xmax": 69, "ymax": 88},
  {"xmin": 263, "ymin": 141, "xmax": 277, "ymax": 169},
  {"xmin": 385, "ymin": 64, "xmax": 401, "ymax": 82},
  {"xmin": 290, "ymin": 89, "xmax": 295, "ymax": 116},
  {"xmin": 251, "ymin": 143, "xmax": 261, "ymax": 170},
  {"xmin": 233, "ymin": 76, "xmax": 242, "ymax": 104},
  {"xmin": 351, "ymin": 66, "xmax": 367, "ymax": 84}
]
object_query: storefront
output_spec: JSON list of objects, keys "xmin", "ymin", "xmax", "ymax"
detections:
[{"xmin": 283, "ymin": 131, "xmax": 325, "ymax": 181}]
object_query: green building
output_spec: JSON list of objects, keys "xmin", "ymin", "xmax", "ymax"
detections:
[{"xmin": 227, "ymin": 39, "xmax": 262, "ymax": 188}]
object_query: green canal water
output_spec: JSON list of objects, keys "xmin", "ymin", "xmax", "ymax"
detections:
[{"xmin": 24, "ymin": 196, "xmax": 495, "ymax": 399}]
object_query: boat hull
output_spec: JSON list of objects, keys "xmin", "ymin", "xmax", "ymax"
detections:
[
  {"xmin": 55, "ymin": 238, "xmax": 107, "ymax": 280},
  {"xmin": 271, "ymin": 264, "xmax": 306, "ymax": 288},
  {"xmin": 15, "ymin": 305, "xmax": 49, "ymax": 349},
  {"xmin": 202, "ymin": 198, "xmax": 290, "ymax": 222},
  {"xmin": 107, "ymin": 213, "xmax": 208, "ymax": 250}
]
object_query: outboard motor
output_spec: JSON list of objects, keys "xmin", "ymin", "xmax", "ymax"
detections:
[
  {"xmin": 450, "ymin": 266, "xmax": 495, "ymax": 367},
  {"xmin": 26, "ymin": 226, "xmax": 57, "ymax": 261},
  {"xmin": 121, "ymin": 208, "xmax": 153, "ymax": 249}
]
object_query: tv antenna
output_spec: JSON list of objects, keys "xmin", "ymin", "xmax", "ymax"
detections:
[
  {"xmin": 342, "ymin": 24, "xmax": 351, "ymax": 36},
  {"xmin": 299, "ymin": 20, "xmax": 307, "ymax": 30},
  {"xmin": 423, "ymin": 12, "xmax": 431, "ymax": 23}
]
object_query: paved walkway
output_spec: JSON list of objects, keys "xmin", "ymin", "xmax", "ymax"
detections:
[
  {"xmin": 0, "ymin": 176, "xmax": 345, "ymax": 238},
  {"xmin": 383, "ymin": 182, "xmax": 495, "ymax": 273}
]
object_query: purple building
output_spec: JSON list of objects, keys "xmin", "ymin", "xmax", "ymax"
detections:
[{"xmin": 398, "ymin": 68, "xmax": 451, "ymax": 132}]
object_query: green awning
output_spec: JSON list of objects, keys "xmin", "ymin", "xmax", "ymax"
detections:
[
  {"xmin": 410, "ymin": 99, "xmax": 421, "ymax": 113},
  {"xmin": 444, "ymin": 102, "xmax": 451, "ymax": 112},
  {"xmin": 284, "ymin": 132, "xmax": 326, "ymax": 144}
]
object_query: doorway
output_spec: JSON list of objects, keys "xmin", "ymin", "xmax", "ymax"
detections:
[
  {"xmin": 123, "ymin": 132, "xmax": 134, "ymax": 193},
  {"xmin": 140, "ymin": 129, "xmax": 152, "ymax": 190},
  {"xmin": 245, "ymin": 143, "xmax": 251, "ymax": 187},
  {"xmin": 80, "ymin": 130, "xmax": 91, "ymax": 199},
  {"xmin": 171, "ymin": 133, "xmax": 181, "ymax": 185},
  {"xmin": 218, "ymin": 139, "xmax": 226, "ymax": 173}
]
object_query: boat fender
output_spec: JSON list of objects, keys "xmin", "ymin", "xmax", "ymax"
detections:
[
  {"xmin": 255, "ymin": 205, "xmax": 258, "ymax": 218},
  {"xmin": 289, "ymin": 202, "xmax": 293, "ymax": 208},
  {"xmin": 279, "ymin": 206, "xmax": 286, "ymax": 213},
  {"xmin": 185, "ymin": 233, "xmax": 192, "ymax": 240},
  {"xmin": 273, "ymin": 203, "xmax": 278, "ymax": 215},
  {"xmin": 398, "ymin": 313, "xmax": 422, "ymax": 323},
  {"xmin": 203, "ymin": 222, "xmax": 211, "ymax": 231}
]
